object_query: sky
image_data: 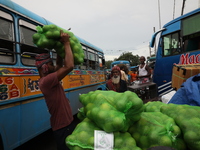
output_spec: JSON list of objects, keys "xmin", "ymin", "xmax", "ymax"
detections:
[{"xmin": 11, "ymin": 0, "xmax": 200, "ymax": 60}]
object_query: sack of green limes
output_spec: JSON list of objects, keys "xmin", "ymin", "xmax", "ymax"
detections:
[
  {"xmin": 77, "ymin": 107, "xmax": 86, "ymax": 121},
  {"xmin": 79, "ymin": 90, "xmax": 144, "ymax": 133},
  {"xmin": 161, "ymin": 104, "xmax": 200, "ymax": 150},
  {"xmin": 128, "ymin": 112, "xmax": 186, "ymax": 150},
  {"xmin": 32, "ymin": 24, "xmax": 84, "ymax": 65},
  {"xmin": 66, "ymin": 118, "xmax": 142, "ymax": 150},
  {"xmin": 144, "ymin": 101, "xmax": 167, "ymax": 112}
]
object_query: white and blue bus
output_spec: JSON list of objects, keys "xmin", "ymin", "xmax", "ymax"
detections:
[
  {"xmin": 110, "ymin": 60, "xmax": 130, "ymax": 69},
  {"xmin": 0, "ymin": 0, "xmax": 106, "ymax": 150},
  {"xmin": 150, "ymin": 7, "xmax": 200, "ymax": 96}
]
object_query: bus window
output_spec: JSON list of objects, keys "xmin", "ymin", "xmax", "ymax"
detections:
[
  {"xmin": 182, "ymin": 12, "xmax": 200, "ymax": 52},
  {"xmin": 0, "ymin": 11, "xmax": 15, "ymax": 64},
  {"xmin": 163, "ymin": 32, "xmax": 181, "ymax": 56},
  {"xmin": 99, "ymin": 55, "xmax": 103, "ymax": 68},
  {"xmin": 183, "ymin": 34, "xmax": 200, "ymax": 52},
  {"xmin": 88, "ymin": 49, "xmax": 96, "ymax": 69},
  {"xmin": 19, "ymin": 20, "xmax": 48, "ymax": 66},
  {"xmin": 52, "ymin": 50, "xmax": 57, "ymax": 65}
]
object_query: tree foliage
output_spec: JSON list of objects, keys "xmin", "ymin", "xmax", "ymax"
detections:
[
  {"xmin": 105, "ymin": 52, "xmax": 141, "ymax": 68},
  {"xmin": 105, "ymin": 60, "xmax": 113, "ymax": 69}
]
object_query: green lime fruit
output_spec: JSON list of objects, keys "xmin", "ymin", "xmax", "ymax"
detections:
[{"xmin": 159, "ymin": 136, "xmax": 172, "ymax": 147}]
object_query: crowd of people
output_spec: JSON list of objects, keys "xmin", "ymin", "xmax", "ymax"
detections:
[{"xmin": 106, "ymin": 56, "xmax": 152, "ymax": 92}]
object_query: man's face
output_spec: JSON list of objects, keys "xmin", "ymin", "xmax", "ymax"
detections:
[
  {"xmin": 112, "ymin": 70, "xmax": 120, "ymax": 78},
  {"xmin": 140, "ymin": 57, "xmax": 145, "ymax": 63},
  {"xmin": 47, "ymin": 61, "xmax": 55, "ymax": 73},
  {"xmin": 111, "ymin": 70, "xmax": 120, "ymax": 84}
]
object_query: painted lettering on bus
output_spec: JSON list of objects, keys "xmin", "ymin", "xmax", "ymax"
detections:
[
  {"xmin": 177, "ymin": 53, "xmax": 200, "ymax": 65},
  {"xmin": 69, "ymin": 76, "xmax": 85, "ymax": 82},
  {"xmin": 69, "ymin": 75, "xmax": 85, "ymax": 87},
  {"xmin": 90, "ymin": 75, "xmax": 100, "ymax": 83},
  {"xmin": 27, "ymin": 78, "xmax": 40, "ymax": 92},
  {"xmin": 69, "ymin": 83, "xmax": 82, "ymax": 87},
  {"xmin": 0, "ymin": 77, "xmax": 20, "ymax": 100}
]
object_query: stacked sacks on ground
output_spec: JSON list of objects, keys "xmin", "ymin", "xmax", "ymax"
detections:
[
  {"xmin": 76, "ymin": 99, "xmax": 200, "ymax": 150},
  {"xmin": 78, "ymin": 90, "xmax": 144, "ymax": 133},
  {"xmin": 66, "ymin": 118, "xmax": 142, "ymax": 150},
  {"xmin": 160, "ymin": 104, "xmax": 200, "ymax": 150},
  {"xmin": 128, "ymin": 112, "xmax": 186, "ymax": 150},
  {"xmin": 32, "ymin": 24, "xmax": 84, "ymax": 65}
]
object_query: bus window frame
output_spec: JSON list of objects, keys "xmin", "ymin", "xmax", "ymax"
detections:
[
  {"xmin": 87, "ymin": 48, "xmax": 97, "ymax": 70},
  {"xmin": 79, "ymin": 46, "xmax": 88, "ymax": 70},
  {"xmin": 0, "ymin": 11, "xmax": 16, "ymax": 65},
  {"xmin": 18, "ymin": 19, "xmax": 50, "ymax": 66}
]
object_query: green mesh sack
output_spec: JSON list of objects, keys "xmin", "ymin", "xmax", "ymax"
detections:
[
  {"xmin": 66, "ymin": 118, "xmax": 142, "ymax": 150},
  {"xmin": 32, "ymin": 24, "xmax": 84, "ymax": 65},
  {"xmin": 77, "ymin": 107, "xmax": 86, "ymax": 121},
  {"xmin": 128, "ymin": 112, "xmax": 186, "ymax": 150},
  {"xmin": 113, "ymin": 132, "xmax": 142, "ymax": 150},
  {"xmin": 144, "ymin": 101, "xmax": 167, "ymax": 112},
  {"xmin": 79, "ymin": 90, "xmax": 144, "ymax": 132},
  {"xmin": 161, "ymin": 104, "xmax": 200, "ymax": 150}
]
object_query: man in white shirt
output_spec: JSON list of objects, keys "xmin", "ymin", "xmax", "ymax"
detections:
[{"xmin": 137, "ymin": 56, "xmax": 151, "ymax": 83}]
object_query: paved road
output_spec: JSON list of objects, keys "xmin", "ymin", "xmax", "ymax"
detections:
[{"xmin": 14, "ymin": 115, "xmax": 81, "ymax": 150}]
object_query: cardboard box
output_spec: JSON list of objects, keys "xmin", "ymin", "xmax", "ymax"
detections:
[{"xmin": 171, "ymin": 64, "xmax": 200, "ymax": 90}]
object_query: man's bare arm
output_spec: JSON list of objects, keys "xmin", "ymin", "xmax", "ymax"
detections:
[{"xmin": 56, "ymin": 31, "xmax": 74, "ymax": 81}]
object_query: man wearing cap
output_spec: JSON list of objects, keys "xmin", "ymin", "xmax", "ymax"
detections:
[
  {"xmin": 35, "ymin": 31, "xmax": 74, "ymax": 150},
  {"xmin": 106, "ymin": 66, "xmax": 127, "ymax": 92}
]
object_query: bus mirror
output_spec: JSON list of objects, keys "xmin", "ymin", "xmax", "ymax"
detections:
[{"xmin": 150, "ymin": 28, "xmax": 166, "ymax": 48}]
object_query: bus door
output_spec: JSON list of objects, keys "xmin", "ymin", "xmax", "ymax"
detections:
[{"xmin": 153, "ymin": 28, "xmax": 182, "ymax": 96}]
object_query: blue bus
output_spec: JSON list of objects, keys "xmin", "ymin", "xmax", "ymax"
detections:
[
  {"xmin": 110, "ymin": 60, "xmax": 130, "ymax": 69},
  {"xmin": 0, "ymin": 0, "xmax": 106, "ymax": 150},
  {"xmin": 150, "ymin": 7, "xmax": 200, "ymax": 96}
]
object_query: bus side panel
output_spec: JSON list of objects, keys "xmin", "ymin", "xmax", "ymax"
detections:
[
  {"xmin": 63, "ymin": 70, "xmax": 106, "ymax": 89},
  {"xmin": 153, "ymin": 56, "xmax": 178, "ymax": 84},
  {"xmin": 67, "ymin": 88, "xmax": 86, "ymax": 115},
  {"xmin": 20, "ymin": 99, "xmax": 50, "ymax": 145},
  {"xmin": 0, "ymin": 105, "xmax": 20, "ymax": 150},
  {"xmin": 153, "ymin": 56, "xmax": 175, "ymax": 95}
]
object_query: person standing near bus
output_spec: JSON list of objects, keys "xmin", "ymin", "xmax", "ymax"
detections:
[
  {"xmin": 106, "ymin": 66, "xmax": 127, "ymax": 92},
  {"xmin": 35, "ymin": 31, "xmax": 74, "ymax": 150},
  {"xmin": 137, "ymin": 56, "xmax": 151, "ymax": 83},
  {"xmin": 118, "ymin": 64, "xmax": 129, "ymax": 83}
]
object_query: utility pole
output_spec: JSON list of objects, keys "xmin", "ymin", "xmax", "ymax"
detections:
[
  {"xmin": 153, "ymin": 27, "xmax": 156, "ymax": 55},
  {"xmin": 173, "ymin": 0, "xmax": 176, "ymax": 19},
  {"xmin": 158, "ymin": 0, "xmax": 161, "ymax": 29},
  {"xmin": 149, "ymin": 42, "xmax": 152, "ymax": 57},
  {"xmin": 199, "ymin": 0, "xmax": 200, "ymax": 8},
  {"xmin": 181, "ymin": 0, "xmax": 186, "ymax": 15}
]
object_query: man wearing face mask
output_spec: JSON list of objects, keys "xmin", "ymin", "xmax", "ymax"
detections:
[
  {"xmin": 106, "ymin": 66, "xmax": 127, "ymax": 92},
  {"xmin": 35, "ymin": 31, "xmax": 75, "ymax": 150}
]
